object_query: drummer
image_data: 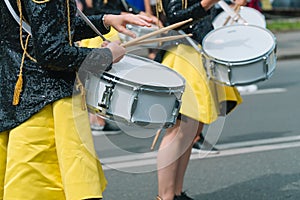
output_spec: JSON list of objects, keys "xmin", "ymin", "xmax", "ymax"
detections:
[
  {"xmin": 154, "ymin": 0, "xmax": 246, "ymax": 199},
  {"xmin": 78, "ymin": 0, "xmax": 163, "ymax": 133},
  {"xmin": 0, "ymin": 0, "xmax": 152, "ymax": 199}
]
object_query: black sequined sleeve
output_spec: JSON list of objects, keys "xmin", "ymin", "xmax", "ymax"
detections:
[
  {"xmin": 73, "ymin": 14, "xmax": 111, "ymax": 42},
  {"xmin": 24, "ymin": 0, "xmax": 112, "ymax": 72},
  {"xmin": 163, "ymin": 0, "xmax": 208, "ymax": 25}
]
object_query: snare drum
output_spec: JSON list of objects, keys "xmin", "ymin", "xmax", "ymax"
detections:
[
  {"xmin": 213, "ymin": 6, "xmax": 266, "ymax": 29},
  {"xmin": 85, "ymin": 54, "xmax": 185, "ymax": 128},
  {"xmin": 119, "ymin": 24, "xmax": 160, "ymax": 48},
  {"xmin": 202, "ymin": 24, "xmax": 277, "ymax": 86}
]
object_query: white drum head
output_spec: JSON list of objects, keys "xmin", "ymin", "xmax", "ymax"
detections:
[
  {"xmin": 202, "ymin": 25, "xmax": 276, "ymax": 62},
  {"xmin": 213, "ymin": 6, "xmax": 266, "ymax": 29},
  {"xmin": 107, "ymin": 54, "xmax": 185, "ymax": 88}
]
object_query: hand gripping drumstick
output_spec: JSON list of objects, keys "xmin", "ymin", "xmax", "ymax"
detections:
[
  {"xmin": 218, "ymin": 0, "xmax": 247, "ymax": 24},
  {"xmin": 223, "ymin": 5, "xmax": 241, "ymax": 26},
  {"xmin": 121, "ymin": 18, "xmax": 193, "ymax": 48}
]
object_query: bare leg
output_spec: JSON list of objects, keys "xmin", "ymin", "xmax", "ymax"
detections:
[
  {"xmin": 157, "ymin": 117, "xmax": 200, "ymax": 200},
  {"xmin": 174, "ymin": 122, "xmax": 204, "ymax": 195}
]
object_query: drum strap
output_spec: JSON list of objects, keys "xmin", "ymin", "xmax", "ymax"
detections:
[
  {"xmin": 120, "ymin": 0, "xmax": 129, "ymax": 12},
  {"xmin": 4, "ymin": 0, "xmax": 32, "ymax": 35},
  {"xmin": 178, "ymin": 30, "xmax": 203, "ymax": 54}
]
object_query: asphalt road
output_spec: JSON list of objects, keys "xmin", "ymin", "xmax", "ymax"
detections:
[{"xmin": 92, "ymin": 58, "xmax": 300, "ymax": 200}]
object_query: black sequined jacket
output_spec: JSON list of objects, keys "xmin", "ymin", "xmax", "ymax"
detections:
[
  {"xmin": 162, "ymin": 0, "xmax": 216, "ymax": 44},
  {"xmin": 0, "ymin": 0, "xmax": 113, "ymax": 132},
  {"xmin": 155, "ymin": 0, "xmax": 217, "ymax": 62}
]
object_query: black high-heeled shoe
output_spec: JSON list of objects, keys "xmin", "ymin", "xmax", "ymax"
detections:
[{"xmin": 174, "ymin": 192, "xmax": 194, "ymax": 200}]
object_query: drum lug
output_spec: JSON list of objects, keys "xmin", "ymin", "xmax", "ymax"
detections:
[
  {"xmin": 209, "ymin": 61, "xmax": 216, "ymax": 80},
  {"xmin": 227, "ymin": 65, "xmax": 233, "ymax": 86},
  {"xmin": 263, "ymin": 56, "xmax": 269, "ymax": 79},
  {"xmin": 99, "ymin": 84, "xmax": 114, "ymax": 111},
  {"xmin": 130, "ymin": 89, "xmax": 139, "ymax": 121},
  {"xmin": 167, "ymin": 99, "xmax": 181, "ymax": 128}
]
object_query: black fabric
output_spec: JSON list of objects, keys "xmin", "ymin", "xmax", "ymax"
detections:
[
  {"xmin": 0, "ymin": 0, "xmax": 113, "ymax": 132},
  {"xmin": 155, "ymin": 0, "xmax": 217, "ymax": 63},
  {"xmin": 92, "ymin": 0, "xmax": 141, "ymax": 15}
]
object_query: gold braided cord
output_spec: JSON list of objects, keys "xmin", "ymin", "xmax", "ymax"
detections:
[
  {"xmin": 17, "ymin": 0, "xmax": 37, "ymax": 62},
  {"xmin": 156, "ymin": 0, "xmax": 165, "ymax": 15},
  {"xmin": 182, "ymin": 0, "xmax": 187, "ymax": 9},
  {"xmin": 32, "ymin": 0, "xmax": 50, "ymax": 3},
  {"xmin": 66, "ymin": 0, "xmax": 73, "ymax": 46},
  {"xmin": 17, "ymin": 0, "xmax": 84, "ymax": 110},
  {"xmin": 13, "ymin": 35, "xmax": 31, "ymax": 105}
]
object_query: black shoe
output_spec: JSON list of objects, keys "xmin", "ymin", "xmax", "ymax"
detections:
[
  {"xmin": 92, "ymin": 120, "xmax": 122, "ymax": 136},
  {"xmin": 192, "ymin": 133, "xmax": 219, "ymax": 153},
  {"xmin": 174, "ymin": 192, "xmax": 194, "ymax": 200}
]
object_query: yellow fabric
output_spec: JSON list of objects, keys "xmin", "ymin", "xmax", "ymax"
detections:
[
  {"xmin": 0, "ymin": 95, "xmax": 107, "ymax": 200},
  {"xmin": 162, "ymin": 44, "xmax": 242, "ymax": 124},
  {"xmin": 0, "ymin": 132, "xmax": 8, "ymax": 199},
  {"xmin": 80, "ymin": 27, "xmax": 120, "ymax": 48}
]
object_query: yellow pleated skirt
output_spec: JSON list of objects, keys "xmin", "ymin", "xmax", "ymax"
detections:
[
  {"xmin": 162, "ymin": 44, "xmax": 243, "ymax": 124},
  {"xmin": 0, "ymin": 95, "xmax": 106, "ymax": 200},
  {"xmin": 80, "ymin": 27, "xmax": 120, "ymax": 48}
]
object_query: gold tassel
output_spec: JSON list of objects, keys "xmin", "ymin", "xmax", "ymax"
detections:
[
  {"xmin": 12, "ymin": 74, "xmax": 23, "ymax": 106},
  {"xmin": 13, "ymin": 35, "xmax": 31, "ymax": 105}
]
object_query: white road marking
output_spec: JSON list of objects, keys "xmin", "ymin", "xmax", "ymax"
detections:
[
  {"xmin": 240, "ymin": 88, "xmax": 287, "ymax": 96},
  {"xmin": 101, "ymin": 135, "xmax": 300, "ymax": 171}
]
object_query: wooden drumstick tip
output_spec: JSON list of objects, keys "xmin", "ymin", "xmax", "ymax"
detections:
[
  {"xmin": 150, "ymin": 129, "xmax": 163, "ymax": 150},
  {"xmin": 121, "ymin": 18, "xmax": 193, "ymax": 48}
]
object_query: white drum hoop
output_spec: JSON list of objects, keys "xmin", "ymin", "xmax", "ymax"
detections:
[
  {"xmin": 202, "ymin": 24, "xmax": 277, "ymax": 86},
  {"xmin": 85, "ymin": 54, "xmax": 185, "ymax": 128}
]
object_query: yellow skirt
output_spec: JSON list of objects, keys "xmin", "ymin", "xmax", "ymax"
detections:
[
  {"xmin": 80, "ymin": 27, "xmax": 120, "ymax": 48},
  {"xmin": 0, "ymin": 95, "xmax": 106, "ymax": 200},
  {"xmin": 162, "ymin": 44, "xmax": 243, "ymax": 124}
]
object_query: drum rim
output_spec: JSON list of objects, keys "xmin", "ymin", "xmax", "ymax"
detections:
[
  {"xmin": 102, "ymin": 54, "xmax": 186, "ymax": 92},
  {"xmin": 212, "ymin": 6, "xmax": 266, "ymax": 28},
  {"xmin": 202, "ymin": 24, "xmax": 277, "ymax": 63},
  {"xmin": 87, "ymin": 104, "xmax": 176, "ymax": 129}
]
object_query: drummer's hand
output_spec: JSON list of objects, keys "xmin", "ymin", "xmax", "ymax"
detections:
[
  {"xmin": 101, "ymin": 39, "xmax": 121, "ymax": 47},
  {"xmin": 139, "ymin": 11, "xmax": 164, "ymax": 28},
  {"xmin": 104, "ymin": 14, "xmax": 153, "ymax": 38},
  {"xmin": 232, "ymin": 0, "xmax": 247, "ymax": 6},
  {"xmin": 200, "ymin": 0, "xmax": 220, "ymax": 10},
  {"xmin": 106, "ymin": 41, "xmax": 126, "ymax": 63}
]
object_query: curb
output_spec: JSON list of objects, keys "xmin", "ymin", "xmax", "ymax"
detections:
[{"xmin": 277, "ymin": 54, "xmax": 300, "ymax": 61}]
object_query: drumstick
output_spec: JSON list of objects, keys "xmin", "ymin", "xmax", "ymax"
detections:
[
  {"xmin": 151, "ymin": 129, "xmax": 163, "ymax": 150},
  {"xmin": 121, "ymin": 18, "xmax": 193, "ymax": 47},
  {"xmin": 230, "ymin": 5, "xmax": 241, "ymax": 25},
  {"xmin": 122, "ymin": 34, "xmax": 193, "ymax": 48},
  {"xmin": 223, "ymin": 4, "xmax": 240, "ymax": 26},
  {"xmin": 218, "ymin": 1, "xmax": 247, "ymax": 24}
]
